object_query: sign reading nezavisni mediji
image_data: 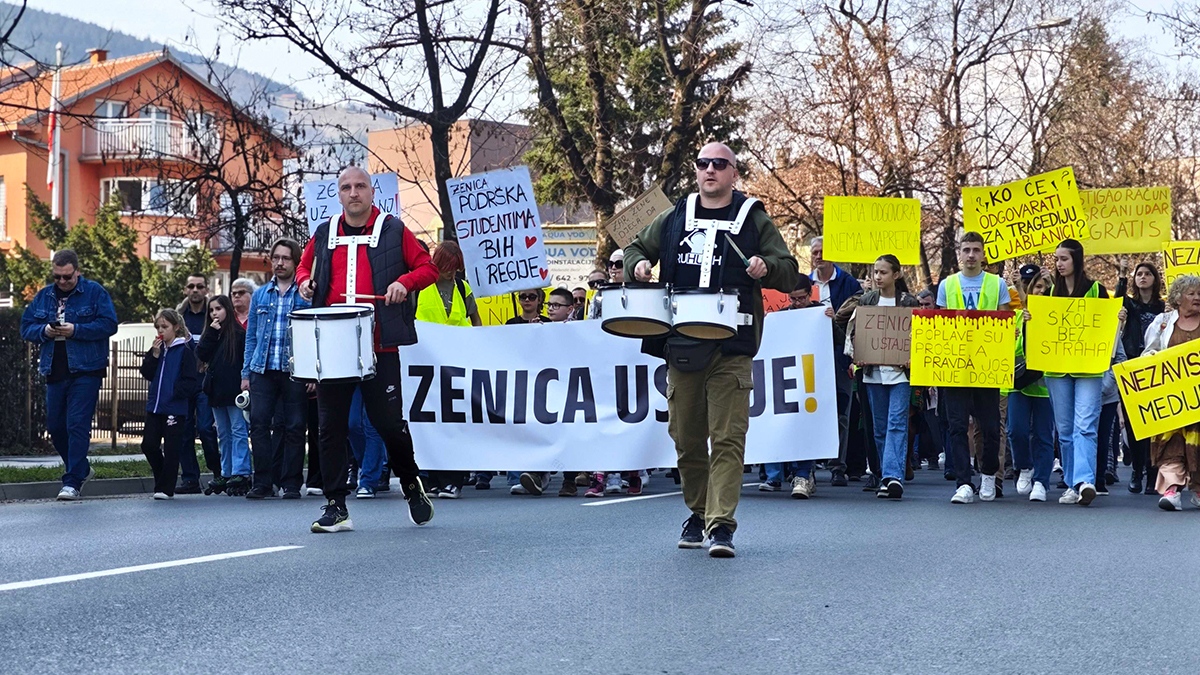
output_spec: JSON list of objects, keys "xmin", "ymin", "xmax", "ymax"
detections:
[
  {"xmin": 1162, "ymin": 241, "xmax": 1200, "ymax": 288},
  {"xmin": 447, "ymin": 166, "xmax": 549, "ymax": 298},
  {"xmin": 962, "ymin": 167, "xmax": 1085, "ymax": 264},
  {"xmin": 1114, "ymin": 340, "xmax": 1200, "ymax": 441},
  {"xmin": 1025, "ymin": 296, "xmax": 1123, "ymax": 374},
  {"xmin": 822, "ymin": 196, "xmax": 922, "ymax": 266},
  {"xmin": 302, "ymin": 172, "xmax": 401, "ymax": 236},
  {"xmin": 852, "ymin": 306, "xmax": 913, "ymax": 367},
  {"xmin": 908, "ymin": 310, "xmax": 1016, "ymax": 388}
]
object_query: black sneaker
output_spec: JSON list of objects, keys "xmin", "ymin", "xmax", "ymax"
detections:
[
  {"xmin": 830, "ymin": 469, "xmax": 848, "ymax": 487},
  {"xmin": 310, "ymin": 500, "xmax": 353, "ymax": 533},
  {"xmin": 404, "ymin": 477, "xmax": 435, "ymax": 526},
  {"xmin": 438, "ymin": 485, "xmax": 461, "ymax": 499},
  {"xmin": 678, "ymin": 514, "xmax": 705, "ymax": 549},
  {"xmin": 281, "ymin": 487, "xmax": 301, "ymax": 500},
  {"xmin": 1096, "ymin": 482, "xmax": 1109, "ymax": 496},
  {"xmin": 708, "ymin": 525, "xmax": 736, "ymax": 558},
  {"xmin": 862, "ymin": 475, "xmax": 880, "ymax": 492},
  {"xmin": 176, "ymin": 482, "xmax": 202, "ymax": 495},
  {"xmin": 375, "ymin": 481, "xmax": 391, "ymax": 493},
  {"xmin": 245, "ymin": 485, "xmax": 272, "ymax": 500},
  {"xmin": 519, "ymin": 472, "xmax": 545, "ymax": 496},
  {"xmin": 877, "ymin": 478, "xmax": 903, "ymax": 500}
]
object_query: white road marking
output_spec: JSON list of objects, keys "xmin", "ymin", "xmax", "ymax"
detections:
[
  {"xmin": 0, "ymin": 545, "xmax": 303, "ymax": 592},
  {"xmin": 581, "ymin": 482, "xmax": 760, "ymax": 507}
]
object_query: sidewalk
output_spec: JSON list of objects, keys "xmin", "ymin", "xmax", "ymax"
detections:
[{"xmin": 0, "ymin": 454, "xmax": 144, "ymax": 468}]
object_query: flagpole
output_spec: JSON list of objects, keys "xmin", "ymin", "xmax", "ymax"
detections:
[{"xmin": 48, "ymin": 42, "xmax": 62, "ymax": 220}]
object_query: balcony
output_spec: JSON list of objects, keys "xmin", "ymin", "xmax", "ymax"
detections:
[{"xmin": 81, "ymin": 119, "xmax": 218, "ymax": 162}]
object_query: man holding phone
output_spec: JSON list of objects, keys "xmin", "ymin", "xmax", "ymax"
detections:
[{"xmin": 20, "ymin": 250, "xmax": 118, "ymax": 500}]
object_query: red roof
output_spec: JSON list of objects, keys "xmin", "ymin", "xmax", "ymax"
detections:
[{"xmin": 0, "ymin": 52, "xmax": 163, "ymax": 131}]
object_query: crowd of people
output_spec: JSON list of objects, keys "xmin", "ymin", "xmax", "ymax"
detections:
[{"xmin": 19, "ymin": 153, "xmax": 1200, "ymax": 559}]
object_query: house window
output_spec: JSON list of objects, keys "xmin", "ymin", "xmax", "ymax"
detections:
[
  {"xmin": 100, "ymin": 177, "xmax": 195, "ymax": 217},
  {"xmin": 94, "ymin": 100, "xmax": 127, "ymax": 118},
  {"xmin": 140, "ymin": 106, "xmax": 169, "ymax": 122}
]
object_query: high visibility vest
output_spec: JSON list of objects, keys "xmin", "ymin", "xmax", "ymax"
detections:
[
  {"xmin": 416, "ymin": 279, "xmax": 471, "ymax": 326},
  {"xmin": 1005, "ymin": 315, "xmax": 1049, "ymax": 397},
  {"xmin": 943, "ymin": 272, "xmax": 1001, "ymax": 310}
]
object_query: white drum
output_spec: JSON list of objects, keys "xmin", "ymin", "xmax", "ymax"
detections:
[
  {"xmin": 289, "ymin": 305, "xmax": 376, "ymax": 382},
  {"xmin": 599, "ymin": 282, "xmax": 672, "ymax": 338},
  {"xmin": 672, "ymin": 289, "xmax": 741, "ymax": 341}
]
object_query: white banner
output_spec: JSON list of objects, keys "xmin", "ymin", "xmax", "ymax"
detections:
[
  {"xmin": 303, "ymin": 173, "xmax": 401, "ymax": 236},
  {"xmin": 447, "ymin": 166, "xmax": 548, "ymax": 298},
  {"xmin": 401, "ymin": 306, "xmax": 838, "ymax": 470}
]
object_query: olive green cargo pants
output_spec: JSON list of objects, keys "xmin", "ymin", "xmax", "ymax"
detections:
[{"xmin": 667, "ymin": 353, "xmax": 753, "ymax": 534}]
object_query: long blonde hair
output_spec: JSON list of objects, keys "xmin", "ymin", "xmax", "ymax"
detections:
[{"xmin": 154, "ymin": 308, "xmax": 191, "ymax": 341}]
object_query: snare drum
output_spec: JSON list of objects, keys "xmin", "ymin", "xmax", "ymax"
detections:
[
  {"xmin": 599, "ymin": 282, "xmax": 672, "ymax": 338},
  {"xmin": 671, "ymin": 288, "xmax": 741, "ymax": 341},
  {"xmin": 289, "ymin": 305, "xmax": 377, "ymax": 382}
]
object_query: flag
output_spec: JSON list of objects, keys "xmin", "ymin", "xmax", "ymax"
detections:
[{"xmin": 46, "ymin": 43, "xmax": 62, "ymax": 218}]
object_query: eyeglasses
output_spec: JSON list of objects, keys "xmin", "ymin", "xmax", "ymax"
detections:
[
  {"xmin": 694, "ymin": 157, "xmax": 731, "ymax": 171},
  {"xmin": 518, "ymin": 293, "xmax": 540, "ymax": 301},
  {"xmin": 186, "ymin": 283, "xmax": 206, "ymax": 290},
  {"xmin": 231, "ymin": 290, "xmax": 249, "ymax": 296},
  {"xmin": 546, "ymin": 302, "xmax": 570, "ymax": 310},
  {"xmin": 53, "ymin": 274, "xmax": 75, "ymax": 281},
  {"xmin": 269, "ymin": 255, "xmax": 293, "ymax": 263},
  {"xmin": 607, "ymin": 260, "xmax": 623, "ymax": 269}
]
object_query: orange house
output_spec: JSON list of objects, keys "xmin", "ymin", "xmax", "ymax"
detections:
[{"xmin": 0, "ymin": 48, "xmax": 294, "ymax": 291}]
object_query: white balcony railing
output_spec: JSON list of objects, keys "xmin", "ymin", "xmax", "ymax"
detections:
[{"xmin": 82, "ymin": 119, "xmax": 218, "ymax": 161}]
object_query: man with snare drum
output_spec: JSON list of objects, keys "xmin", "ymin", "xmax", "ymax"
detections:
[
  {"xmin": 297, "ymin": 166, "xmax": 439, "ymax": 533},
  {"xmin": 625, "ymin": 142, "xmax": 798, "ymax": 558}
]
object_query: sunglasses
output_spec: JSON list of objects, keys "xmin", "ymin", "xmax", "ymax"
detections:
[
  {"xmin": 587, "ymin": 280, "xmax": 603, "ymax": 289},
  {"xmin": 231, "ymin": 290, "xmax": 249, "ymax": 296},
  {"xmin": 694, "ymin": 157, "xmax": 731, "ymax": 171},
  {"xmin": 546, "ymin": 302, "xmax": 570, "ymax": 310},
  {"xmin": 607, "ymin": 260, "xmax": 624, "ymax": 269},
  {"xmin": 53, "ymin": 274, "xmax": 75, "ymax": 281},
  {"xmin": 186, "ymin": 284, "xmax": 206, "ymax": 290},
  {"xmin": 518, "ymin": 293, "xmax": 540, "ymax": 301},
  {"xmin": 573, "ymin": 297, "xmax": 585, "ymax": 304}
]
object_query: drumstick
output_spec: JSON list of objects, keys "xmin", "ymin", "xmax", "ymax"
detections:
[
  {"xmin": 342, "ymin": 292, "xmax": 387, "ymax": 301},
  {"xmin": 724, "ymin": 233, "xmax": 751, "ymax": 268}
]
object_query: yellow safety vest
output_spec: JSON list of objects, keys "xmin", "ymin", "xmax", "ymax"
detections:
[
  {"xmin": 416, "ymin": 279, "xmax": 472, "ymax": 326},
  {"xmin": 943, "ymin": 272, "xmax": 1001, "ymax": 310}
]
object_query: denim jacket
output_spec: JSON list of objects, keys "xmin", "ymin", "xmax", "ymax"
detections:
[
  {"xmin": 242, "ymin": 277, "xmax": 310, "ymax": 379},
  {"xmin": 20, "ymin": 276, "xmax": 118, "ymax": 376}
]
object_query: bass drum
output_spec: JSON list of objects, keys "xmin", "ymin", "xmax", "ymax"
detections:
[
  {"xmin": 598, "ymin": 282, "xmax": 672, "ymax": 338},
  {"xmin": 671, "ymin": 288, "xmax": 740, "ymax": 341}
]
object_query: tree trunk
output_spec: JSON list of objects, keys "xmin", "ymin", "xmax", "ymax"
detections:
[{"xmin": 430, "ymin": 122, "xmax": 457, "ymax": 242}]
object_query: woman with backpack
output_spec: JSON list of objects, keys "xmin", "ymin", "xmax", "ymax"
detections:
[{"xmin": 197, "ymin": 295, "xmax": 251, "ymax": 496}]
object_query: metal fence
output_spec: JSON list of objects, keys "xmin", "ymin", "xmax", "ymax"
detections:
[
  {"xmin": 0, "ymin": 342, "xmax": 46, "ymax": 452},
  {"xmin": 95, "ymin": 337, "xmax": 150, "ymax": 446}
]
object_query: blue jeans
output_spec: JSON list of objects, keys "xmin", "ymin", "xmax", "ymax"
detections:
[
  {"xmin": 180, "ymin": 391, "xmax": 219, "ymax": 484},
  {"xmin": 1007, "ymin": 392, "xmax": 1055, "ymax": 488},
  {"xmin": 764, "ymin": 462, "xmax": 798, "ymax": 484},
  {"xmin": 866, "ymin": 381, "xmax": 911, "ymax": 482},
  {"xmin": 45, "ymin": 375, "xmax": 102, "ymax": 489},
  {"xmin": 347, "ymin": 388, "xmax": 384, "ymax": 489},
  {"xmin": 1045, "ymin": 376, "xmax": 1103, "ymax": 488},
  {"xmin": 213, "ymin": 405, "xmax": 251, "ymax": 477}
]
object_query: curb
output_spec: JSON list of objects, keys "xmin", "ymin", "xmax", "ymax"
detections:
[{"xmin": 0, "ymin": 473, "xmax": 215, "ymax": 501}]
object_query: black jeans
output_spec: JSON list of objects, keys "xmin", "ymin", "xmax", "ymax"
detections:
[
  {"xmin": 945, "ymin": 387, "xmax": 1000, "ymax": 489},
  {"xmin": 317, "ymin": 351, "xmax": 419, "ymax": 504},
  {"xmin": 1098, "ymin": 402, "xmax": 1119, "ymax": 479},
  {"xmin": 304, "ymin": 395, "xmax": 321, "ymax": 489},
  {"xmin": 143, "ymin": 411, "xmax": 189, "ymax": 496},
  {"xmin": 249, "ymin": 369, "xmax": 308, "ymax": 491}
]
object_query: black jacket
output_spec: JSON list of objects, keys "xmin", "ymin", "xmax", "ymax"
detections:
[{"xmin": 196, "ymin": 328, "xmax": 245, "ymax": 407}]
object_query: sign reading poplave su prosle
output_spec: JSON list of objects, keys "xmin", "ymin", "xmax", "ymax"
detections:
[{"xmin": 448, "ymin": 166, "xmax": 548, "ymax": 298}]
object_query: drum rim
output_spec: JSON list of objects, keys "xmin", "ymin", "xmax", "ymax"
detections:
[
  {"xmin": 672, "ymin": 321, "xmax": 738, "ymax": 339},
  {"xmin": 600, "ymin": 316, "xmax": 672, "ymax": 337},
  {"xmin": 671, "ymin": 287, "xmax": 737, "ymax": 296},
  {"xmin": 596, "ymin": 281, "xmax": 669, "ymax": 291},
  {"xmin": 289, "ymin": 372, "xmax": 377, "ymax": 384},
  {"xmin": 289, "ymin": 305, "xmax": 374, "ymax": 319}
]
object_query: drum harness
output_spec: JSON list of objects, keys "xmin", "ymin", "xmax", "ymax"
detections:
[{"xmin": 681, "ymin": 193, "xmax": 757, "ymax": 328}]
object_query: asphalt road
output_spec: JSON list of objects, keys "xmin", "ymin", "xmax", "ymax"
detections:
[{"xmin": 2, "ymin": 469, "xmax": 1199, "ymax": 674}]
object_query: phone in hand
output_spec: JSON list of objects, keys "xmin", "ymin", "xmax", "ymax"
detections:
[{"xmin": 49, "ymin": 320, "xmax": 62, "ymax": 328}]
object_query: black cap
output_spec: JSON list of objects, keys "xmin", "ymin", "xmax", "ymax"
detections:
[{"xmin": 1019, "ymin": 263, "xmax": 1041, "ymax": 281}]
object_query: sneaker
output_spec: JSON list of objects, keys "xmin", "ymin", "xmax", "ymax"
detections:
[
  {"xmin": 245, "ymin": 485, "xmax": 272, "ymax": 500},
  {"xmin": 426, "ymin": 484, "xmax": 442, "ymax": 498},
  {"xmin": 374, "ymin": 480, "xmax": 391, "ymax": 493},
  {"xmin": 862, "ymin": 474, "xmax": 880, "ymax": 492},
  {"xmin": 152, "ymin": 492, "xmax": 172, "ymax": 500},
  {"xmin": 509, "ymin": 483, "xmax": 528, "ymax": 495},
  {"xmin": 878, "ymin": 478, "xmax": 903, "ymax": 500},
  {"xmin": 356, "ymin": 486, "xmax": 376, "ymax": 500},
  {"xmin": 56, "ymin": 486, "xmax": 80, "ymax": 501},
  {"xmin": 558, "ymin": 479, "xmax": 578, "ymax": 497},
  {"xmin": 678, "ymin": 514, "xmax": 705, "ymax": 549},
  {"xmin": 575, "ymin": 472, "xmax": 591, "ymax": 487},
  {"xmin": 627, "ymin": 473, "xmax": 643, "ymax": 496},
  {"xmin": 305, "ymin": 487, "xmax": 324, "ymax": 496},
  {"xmin": 1077, "ymin": 483, "xmax": 1097, "ymax": 506},
  {"xmin": 951, "ymin": 484, "xmax": 975, "ymax": 504},
  {"xmin": 830, "ymin": 469, "xmax": 848, "ymax": 487},
  {"xmin": 81, "ymin": 466, "xmax": 95, "ymax": 492},
  {"xmin": 1016, "ymin": 469, "xmax": 1033, "ymax": 495},
  {"xmin": 585, "ymin": 473, "xmax": 605, "ymax": 498},
  {"xmin": 311, "ymin": 500, "xmax": 354, "ymax": 533},
  {"xmin": 759, "ymin": 481, "xmax": 781, "ymax": 492},
  {"xmin": 519, "ymin": 472, "xmax": 546, "ymax": 496},
  {"xmin": 791, "ymin": 476, "xmax": 814, "ymax": 499},
  {"xmin": 994, "ymin": 480, "xmax": 1004, "ymax": 499},
  {"xmin": 404, "ymin": 477, "xmax": 435, "ymax": 526},
  {"xmin": 708, "ymin": 525, "xmax": 736, "ymax": 558},
  {"xmin": 475, "ymin": 475, "xmax": 492, "ymax": 490},
  {"xmin": 979, "ymin": 475, "xmax": 996, "ymax": 501},
  {"xmin": 176, "ymin": 482, "xmax": 202, "ymax": 495},
  {"xmin": 1128, "ymin": 475, "xmax": 1143, "ymax": 494},
  {"xmin": 1059, "ymin": 488, "xmax": 1080, "ymax": 504},
  {"xmin": 605, "ymin": 474, "xmax": 622, "ymax": 494},
  {"xmin": 281, "ymin": 487, "xmax": 301, "ymax": 500},
  {"xmin": 1191, "ymin": 493, "xmax": 1200, "ymax": 509},
  {"xmin": 1096, "ymin": 482, "xmax": 1109, "ymax": 496},
  {"xmin": 1159, "ymin": 487, "xmax": 1182, "ymax": 511},
  {"xmin": 1030, "ymin": 482, "xmax": 1047, "ymax": 502},
  {"xmin": 438, "ymin": 485, "xmax": 461, "ymax": 499},
  {"xmin": 1105, "ymin": 470, "xmax": 1118, "ymax": 486}
]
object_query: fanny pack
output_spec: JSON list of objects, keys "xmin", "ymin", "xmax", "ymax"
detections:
[{"xmin": 665, "ymin": 337, "xmax": 719, "ymax": 372}]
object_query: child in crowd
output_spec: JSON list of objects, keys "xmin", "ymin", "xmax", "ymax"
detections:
[{"xmin": 139, "ymin": 309, "xmax": 201, "ymax": 500}]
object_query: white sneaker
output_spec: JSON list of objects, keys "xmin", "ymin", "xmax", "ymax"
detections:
[
  {"xmin": 1160, "ymin": 489, "xmax": 1182, "ymax": 511},
  {"xmin": 1190, "ymin": 493, "xmax": 1200, "ymax": 509},
  {"xmin": 980, "ymin": 476, "xmax": 996, "ymax": 501},
  {"xmin": 509, "ymin": 484, "xmax": 528, "ymax": 495},
  {"xmin": 640, "ymin": 470, "xmax": 650, "ymax": 487},
  {"xmin": 791, "ymin": 476, "xmax": 815, "ymax": 499},
  {"xmin": 81, "ymin": 466, "xmax": 96, "ymax": 493},
  {"xmin": 605, "ymin": 474, "xmax": 622, "ymax": 494},
  {"xmin": 152, "ymin": 492, "xmax": 172, "ymax": 500},
  {"xmin": 1030, "ymin": 482, "xmax": 1047, "ymax": 502},
  {"xmin": 56, "ymin": 486, "xmax": 80, "ymax": 501},
  {"xmin": 1077, "ymin": 483, "xmax": 1097, "ymax": 506},
  {"xmin": 758, "ymin": 481, "xmax": 781, "ymax": 492},
  {"xmin": 951, "ymin": 484, "xmax": 975, "ymax": 504},
  {"xmin": 1017, "ymin": 469, "xmax": 1033, "ymax": 495},
  {"xmin": 1059, "ymin": 488, "xmax": 1080, "ymax": 504},
  {"xmin": 305, "ymin": 487, "xmax": 324, "ymax": 496}
]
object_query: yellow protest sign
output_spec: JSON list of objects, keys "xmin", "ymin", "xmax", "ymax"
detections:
[
  {"xmin": 909, "ymin": 310, "xmax": 1016, "ymax": 388},
  {"xmin": 1078, "ymin": 187, "xmax": 1171, "ymax": 255},
  {"xmin": 475, "ymin": 287, "xmax": 599, "ymax": 326},
  {"xmin": 1163, "ymin": 241, "xmax": 1200, "ymax": 289},
  {"xmin": 822, "ymin": 196, "xmax": 922, "ymax": 265},
  {"xmin": 962, "ymin": 167, "xmax": 1085, "ymax": 263},
  {"xmin": 1025, "ymin": 296, "xmax": 1123, "ymax": 374},
  {"xmin": 1114, "ymin": 339, "xmax": 1200, "ymax": 440}
]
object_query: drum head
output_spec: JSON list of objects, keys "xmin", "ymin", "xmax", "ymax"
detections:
[
  {"xmin": 290, "ymin": 304, "xmax": 373, "ymax": 319},
  {"xmin": 602, "ymin": 317, "xmax": 672, "ymax": 338},
  {"xmin": 673, "ymin": 322, "xmax": 737, "ymax": 341}
]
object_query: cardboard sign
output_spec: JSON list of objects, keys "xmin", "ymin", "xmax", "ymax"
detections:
[
  {"xmin": 447, "ymin": 166, "xmax": 548, "ymax": 298},
  {"xmin": 822, "ymin": 196, "xmax": 922, "ymax": 265},
  {"xmin": 303, "ymin": 172, "xmax": 400, "ymax": 236},
  {"xmin": 853, "ymin": 306, "xmax": 914, "ymax": 366},
  {"xmin": 909, "ymin": 309, "xmax": 1016, "ymax": 388},
  {"xmin": 763, "ymin": 288, "xmax": 790, "ymax": 314},
  {"xmin": 1025, "ymin": 296, "xmax": 1123, "ymax": 374},
  {"xmin": 1163, "ymin": 241, "xmax": 1200, "ymax": 289},
  {"xmin": 962, "ymin": 167, "xmax": 1084, "ymax": 263},
  {"xmin": 1115, "ymin": 339, "xmax": 1200, "ymax": 440},
  {"xmin": 608, "ymin": 185, "xmax": 674, "ymax": 248},
  {"xmin": 1078, "ymin": 187, "xmax": 1172, "ymax": 255}
]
